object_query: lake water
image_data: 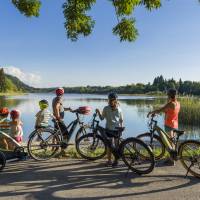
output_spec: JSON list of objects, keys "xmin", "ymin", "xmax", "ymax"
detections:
[{"xmin": 0, "ymin": 93, "xmax": 200, "ymax": 141}]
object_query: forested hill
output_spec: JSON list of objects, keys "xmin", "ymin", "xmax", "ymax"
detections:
[
  {"xmin": 0, "ymin": 68, "xmax": 200, "ymax": 95},
  {"xmin": 0, "ymin": 68, "xmax": 36, "ymax": 93}
]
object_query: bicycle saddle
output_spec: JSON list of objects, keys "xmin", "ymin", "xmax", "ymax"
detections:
[
  {"xmin": 173, "ymin": 129, "xmax": 185, "ymax": 137},
  {"xmin": 115, "ymin": 127, "xmax": 125, "ymax": 132}
]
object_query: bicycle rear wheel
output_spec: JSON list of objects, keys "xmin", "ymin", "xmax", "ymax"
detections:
[
  {"xmin": 137, "ymin": 132, "xmax": 165, "ymax": 160},
  {"xmin": 28, "ymin": 129, "xmax": 60, "ymax": 161},
  {"xmin": 178, "ymin": 140, "xmax": 200, "ymax": 178},
  {"xmin": 0, "ymin": 151, "xmax": 6, "ymax": 171},
  {"xmin": 76, "ymin": 133, "xmax": 107, "ymax": 160},
  {"xmin": 120, "ymin": 137, "xmax": 155, "ymax": 175}
]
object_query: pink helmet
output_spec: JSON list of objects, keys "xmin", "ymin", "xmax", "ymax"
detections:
[
  {"xmin": 78, "ymin": 106, "xmax": 92, "ymax": 115},
  {"xmin": 56, "ymin": 87, "xmax": 64, "ymax": 96},
  {"xmin": 10, "ymin": 110, "xmax": 20, "ymax": 119}
]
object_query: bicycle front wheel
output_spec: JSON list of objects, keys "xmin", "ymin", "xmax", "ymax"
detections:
[
  {"xmin": 0, "ymin": 152, "xmax": 6, "ymax": 171},
  {"xmin": 28, "ymin": 129, "xmax": 60, "ymax": 161},
  {"xmin": 178, "ymin": 140, "xmax": 200, "ymax": 178},
  {"xmin": 137, "ymin": 132, "xmax": 165, "ymax": 160},
  {"xmin": 76, "ymin": 133, "xmax": 107, "ymax": 160},
  {"xmin": 120, "ymin": 137, "xmax": 155, "ymax": 175}
]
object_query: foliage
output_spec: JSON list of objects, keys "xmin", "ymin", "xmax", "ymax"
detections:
[{"xmin": 12, "ymin": 0, "xmax": 41, "ymax": 17}]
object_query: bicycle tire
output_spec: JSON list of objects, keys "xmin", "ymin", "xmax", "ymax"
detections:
[
  {"xmin": 28, "ymin": 129, "xmax": 60, "ymax": 161},
  {"xmin": 178, "ymin": 140, "xmax": 200, "ymax": 178},
  {"xmin": 120, "ymin": 137, "xmax": 155, "ymax": 175},
  {"xmin": 76, "ymin": 133, "xmax": 107, "ymax": 160},
  {"xmin": 137, "ymin": 132, "xmax": 166, "ymax": 160},
  {"xmin": 0, "ymin": 151, "xmax": 6, "ymax": 171}
]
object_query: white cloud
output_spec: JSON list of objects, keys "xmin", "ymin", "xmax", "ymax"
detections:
[{"xmin": 3, "ymin": 66, "xmax": 41, "ymax": 87}]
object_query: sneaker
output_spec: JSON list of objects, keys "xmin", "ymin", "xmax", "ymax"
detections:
[{"xmin": 163, "ymin": 159, "xmax": 175, "ymax": 166}]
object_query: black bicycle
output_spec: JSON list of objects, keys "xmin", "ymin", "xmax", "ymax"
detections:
[
  {"xmin": 28, "ymin": 108, "xmax": 90, "ymax": 161},
  {"xmin": 76, "ymin": 112, "xmax": 155, "ymax": 175}
]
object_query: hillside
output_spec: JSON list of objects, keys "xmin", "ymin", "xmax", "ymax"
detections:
[{"xmin": 0, "ymin": 68, "xmax": 36, "ymax": 93}]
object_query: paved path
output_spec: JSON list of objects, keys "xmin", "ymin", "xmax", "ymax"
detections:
[{"xmin": 0, "ymin": 159, "xmax": 199, "ymax": 200}]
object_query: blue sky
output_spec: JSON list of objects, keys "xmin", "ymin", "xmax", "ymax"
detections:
[{"xmin": 0, "ymin": 0, "xmax": 200, "ymax": 87}]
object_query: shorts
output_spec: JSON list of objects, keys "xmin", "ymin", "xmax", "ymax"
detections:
[{"xmin": 14, "ymin": 136, "xmax": 22, "ymax": 143}]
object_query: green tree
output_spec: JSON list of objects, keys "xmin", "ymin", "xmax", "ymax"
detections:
[
  {"xmin": 0, "ymin": 68, "xmax": 7, "ymax": 92},
  {"xmin": 8, "ymin": 0, "xmax": 162, "ymax": 42}
]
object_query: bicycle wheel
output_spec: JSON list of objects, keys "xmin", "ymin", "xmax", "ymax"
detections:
[
  {"xmin": 120, "ymin": 137, "xmax": 155, "ymax": 175},
  {"xmin": 178, "ymin": 140, "xmax": 200, "ymax": 178},
  {"xmin": 76, "ymin": 133, "xmax": 107, "ymax": 160},
  {"xmin": 0, "ymin": 151, "xmax": 6, "ymax": 171},
  {"xmin": 28, "ymin": 129, "xmax": 60, "ymax": 161},
  {"xmin": 75, "ymin": 126, "xmax": 90, "ymax": 142},
  {"xmin": 137, "ymin": 132, "xmax": 165, "ymax": 160}
]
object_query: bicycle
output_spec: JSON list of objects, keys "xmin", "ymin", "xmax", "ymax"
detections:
[
  {"xmin": 76, "ymin": 112, "xmax": 155, "ymax": 175},
  {"xmin": 27, "ymin": 107, "xmax": 91, "ymax": 161},
  {"xmin": 0, "ymin": 151, "xmax": 6, "ymax": 171},
  {"xmin": 137, "ymin": 114, "xmax": 200, "ymax": 178}
]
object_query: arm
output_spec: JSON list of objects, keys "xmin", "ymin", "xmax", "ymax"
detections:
[
  {"xmin": 147, "ymin": 102, "xmax": 172, "ymax": 117},
  {"xmin": 96, "ymin": 108, "xmax": 105, "ymax": 121},
  {"xmin": 119, "ymin": 111, "xmax": 124, "ymax": 127},
  {"xmin": 54, "ymin": 103, "xmax": 61, "ymax": 120}
]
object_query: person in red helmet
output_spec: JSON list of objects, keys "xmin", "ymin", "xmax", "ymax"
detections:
[
  {"xmin": 10, "ymin": 110, "xmax": 23, "ymax": 143},
  {"xmin": 0, "ymin": 107, "xmax": 11, "ymax": 149},
  {"xmin": 52, "ymin": 88, "xmax": 72, "ymax": 142}
]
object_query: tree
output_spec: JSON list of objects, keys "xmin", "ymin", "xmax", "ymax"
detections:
[
  {"xmin": 8, "ymin": 0, "xmax": 162, "ymax": 42},
  {"xmin": 0, "ymin": 68, "xmax": 7, "ymax": 92}
]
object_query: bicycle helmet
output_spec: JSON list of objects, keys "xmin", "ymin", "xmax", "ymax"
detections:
[
  {"xmin": 78, "ymin": 106, "xmax": 92, "ymax": 115},
  {"xmin": 10, "ymin": 110, "xmax": 20, "ymax": 119},
  {"xmin": 0, "ymin": 107, "xmax": 9, "ymax": 115},
  {"xmin": 167, "ymin": 88, "xmax": 177, "ymax": 99},
  {"xmin": 56, "ymin": 88, "xmax": 64, "ymax": 96},
  {"xmin": 108, "ymin": 92, "xmax": 118, "ymax": 100},
  {"xmin": 39, "ymin": 99, "xmax": 49, "ymax": 110}
]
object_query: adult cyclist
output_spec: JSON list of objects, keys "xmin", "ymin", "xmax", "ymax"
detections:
[
  {"xmin": 147, "ymin": 88, "xmax": 180, "ymax": 165},
  {"xmin": 52, "ymin": 88, "xmax": 72, "ymax": 142}
]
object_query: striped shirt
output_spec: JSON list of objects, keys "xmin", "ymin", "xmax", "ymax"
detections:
[
  {"xmin": 35, "ymin": 109, "xmax": 52, "ymax": 127},
  {"xmin": 0, "ymin": 118, "xmax": 11, "ymax": 133}
]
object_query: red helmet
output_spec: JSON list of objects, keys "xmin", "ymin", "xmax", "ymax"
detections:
[
  {"xmin": 56, "ymin": 88, "xmax": 64, "ymax": 96},
  {"xmin": 10, "ymin": 110, "xmax": 20, "ymax": 119},
  {"xmin": 0, "ymin": 107, "xmax": 9, "ymax": 115}
]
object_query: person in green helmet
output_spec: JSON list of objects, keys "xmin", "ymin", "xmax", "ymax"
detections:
[{"xmin": 35, "ymin": 100, "xmax": 53, "ymax": 129}]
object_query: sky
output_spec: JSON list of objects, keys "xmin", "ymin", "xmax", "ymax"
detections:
[{"xmin": 0, "ymin": 0, "xmax": 200, "ymax": 88}]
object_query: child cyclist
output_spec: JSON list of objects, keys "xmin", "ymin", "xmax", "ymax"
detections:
[
  {"xmin": 35, "ymin": 100, "xmax": 53, "ymax": 129},
  {"xmin": 0, "ymin": 107, "xmax": 11, "ymax": 150},
  {"xmin": 147, "ymin": 88, "xmax": 180, "ymax": 165},
  {"xmin": 96, "ymin": 92, "xmax": 124, "ymax": 167}
]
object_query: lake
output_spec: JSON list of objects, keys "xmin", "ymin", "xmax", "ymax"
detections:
[{"xmin": 0, "ymin": 93, "xmax": 200, "ymax": 141}]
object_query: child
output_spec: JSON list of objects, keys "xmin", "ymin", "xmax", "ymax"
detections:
[
  {"xmin": 10, "ymin": 110, "xmax": 23, "ymax": 143},
  {"xmin": 0, "ymin": 107, "xmax": 11, "ymax": 149},
  {"xmin": 35, "ymin": 99, "xmax": 52, "ymax": 129},
  {"xmin": 96, "ymin": 92, "xmax": 124, "ymax": 167}
]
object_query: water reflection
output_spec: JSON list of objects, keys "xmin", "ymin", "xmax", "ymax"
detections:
[{"xmin": 0, "ymin": 94, "xmax": 199, "ymax": 141}]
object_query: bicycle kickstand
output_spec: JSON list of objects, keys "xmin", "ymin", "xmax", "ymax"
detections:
[{"xmin": 184, "ymin": 163, "xmax": 194, "ymax": 178}]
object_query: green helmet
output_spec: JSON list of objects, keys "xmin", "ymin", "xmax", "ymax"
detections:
[{"xmin": 39, "ymin": 99, "xmax": 49, "ymax": 110}]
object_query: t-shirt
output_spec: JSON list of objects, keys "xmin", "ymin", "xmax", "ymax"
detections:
[
  {"xmin": 35, "ymin": 109, "xmax": 52, "ymax": 127},
  {"xmin": 10, "ymin": 120, "xmax": 23, "ymax": 137},
  {"xmin": 102, "ymin": 105, "xmax": 123, "ymax": 131},
  {"xmin": 0, "ymin": 118, "xmax": 11, "ymax": 134}
]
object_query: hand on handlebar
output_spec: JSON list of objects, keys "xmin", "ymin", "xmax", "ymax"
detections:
[{"xmin": 147, "ymin": 112, "xmax": 156, "ymax": 118}]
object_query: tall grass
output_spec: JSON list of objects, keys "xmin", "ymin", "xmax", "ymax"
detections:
[{"xmin": 179, "ymin": 97, "xmax": 200, "ymax": 127}]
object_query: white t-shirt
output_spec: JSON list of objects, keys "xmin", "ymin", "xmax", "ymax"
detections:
[
  {"xmin": 102, "ymin": 105, "xmax": 123, "ymax": 131},
  {"xmin": 35, "ymin": 109, "xmax": 52, "ymax": 127}
]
